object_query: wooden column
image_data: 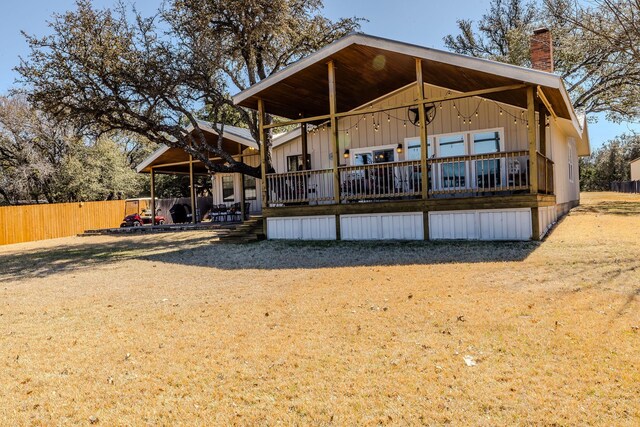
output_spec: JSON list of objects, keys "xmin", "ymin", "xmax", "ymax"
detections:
[
  {"xmin": 538, "ymin": 102, "xmax": 548, "ymax": 194},
  {"xmin": 328, "ymin": 60, "xmax": 340, "ymax": 204},
  {"xmin": 258, "ymin": 98, "xmax": 268, "ymax": 236},
  {"xmin": 531, "ymin": 207, "xmax": 540, "ymax": 241},
  {"xmin": 527, "ymin": 85, "xmax": 538, "ymax": 195},
  {"xmin": 189, "ymin": 154, "xmax": 196, "ymax": 224},
  {"xmin": 238, "ymin": 142, "xmax": 246, "ymax": 221},
  {"xmin": 240, "ymin": 173, "xmax": 246, "ymax": 221},
  {"xmin": 528, "ymin": 86, "xmax": 540, "ymax": 241},
  {"xmin": 150, "ymin": 168, "xmax": 156, "ymax": 226},
  {"xmin": 538, "ymin": 103, "xmax": 547, "ymax": 157},
  {"xmin": 416, "ymin": 58, "xmax": 430, "ymax": 240},
  {"xmin": 301, "ymin": 123, "xmax": 308, "ymax": 170},
  {"xmin": 328, "ymin": 60, "xmax": 341, "ymax": 240}
]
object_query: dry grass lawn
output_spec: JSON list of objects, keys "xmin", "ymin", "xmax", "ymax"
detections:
[{"xmin": 0, "ymin": 192, "xmax": 639, "ymax": 425}]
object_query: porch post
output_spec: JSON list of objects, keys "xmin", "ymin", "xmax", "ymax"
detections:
[
  {"xmin": 538, "ymin": 102, "xmax": 548, "ymax": 194},
  {"xmin": 527, "ymin": 85, "xmax": 538, "ymax": 195},
  {"xmin": 415, "ymin": 58, "xmax": 429, "ymax": 200},
  {"xmin": 538, "ymin": 103, "xmax": 547, "ymax": 157},
  {"xmin": 240, "ymin": 173, "xmax": 246, "ymax": 221},
  {"xmin": 328, "ymin": 60, "xmax": 340, "ymax": 205},
  {"xmin": 189, "ymin": 154, "xmax": 196, "ymax": 224},
  {"xmin": 238, "ymin": 142, "xmax": 247, "ymax": 221},
  {"xmin": 301, "ymin": 122, "xmax": 308, "ymax": 170},
  {"xmin": 328, "ymin": 60, "xmax": 341, "ymax": 240},
  {"xmin": 150, "ymin": 168, "xmax": 156, "ymax": 226},
  {"xmin": 258, "ymin": 98, "xmax": 268, "ymax": 236},
  {"xmin": 527, "ymin": 86, "xmax": 540, "ymax": 241},
  {"xmin": 416, "ymin": 58, "xmax": 430, "ymax": 241}
]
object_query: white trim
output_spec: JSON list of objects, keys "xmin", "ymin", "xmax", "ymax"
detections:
[
  {"xmin": 349, "ymin": 144, "xmax": 399, "ymax": 166},
  {"xmin": 136, "ymin": 145, "xmax": 171, "ymax": 173}
]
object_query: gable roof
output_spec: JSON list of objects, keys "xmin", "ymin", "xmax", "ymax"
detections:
[
  {"xmin": 136, "ymin": 122, "xmax": 257, "ymax": 174},
  {"xmin": 233, "ymin": 32, "xmax": 586, "ymax": 145}
]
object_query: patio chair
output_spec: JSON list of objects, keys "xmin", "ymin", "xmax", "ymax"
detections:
[
  {"xmin": 228, "ymin": 202, "xmax": 242, "ymax": 221},
  {"xmin": 214, "ymin": 204, "xmax": 228, "ymax": 222}
]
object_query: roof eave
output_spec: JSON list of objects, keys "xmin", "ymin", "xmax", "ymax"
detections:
[{"xmin": 232, "ymin": 32, "xmax": 565, "ymax": 108}]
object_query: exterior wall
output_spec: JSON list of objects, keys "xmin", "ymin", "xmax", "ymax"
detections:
[
  {"xmin": 429, "ymin": 208, "xmax": 532, "ymax": 241},
  {"xmin": 265, "ymin": 208, "xmax": 534, "ymax": 241},
  {"xmin": 267, "ymin": 215, "xmax": 336, "ymax": 240},
  {"xmin": 549, "ymin": 120, "xmax": 580, "ymax": 206},
  {"xmin": 538, "ymin": 205, "xmax": 558, "ymax": 239},
  {"xmin": 271, "ymin": 83, "xmax": 534, "ymax": 172},
  {"xmin": 212, "ymin": 151, "xmax": 262, "ymax": 214},
  {"xmin": 631, "ymin": 159, "xmax": 640, "ymax": 181},
  {"xmin": 340, "ymin": 212, "xmax": 423, "ymax": 240}
]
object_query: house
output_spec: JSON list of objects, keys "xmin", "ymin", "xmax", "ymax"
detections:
[
  {"xmin": 231, "ymin": 30, "xmax": 590, "ymax": 241},
  {"xmin": 631, "ymin": 158, "xmax": 640, "ymax": 181}
]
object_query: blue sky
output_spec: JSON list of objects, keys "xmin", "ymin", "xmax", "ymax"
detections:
[{"xmin": 0, "ymin": 0, "xmax": 637, "ymax": 150}]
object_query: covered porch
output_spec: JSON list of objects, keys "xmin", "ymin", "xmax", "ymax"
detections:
[
  {"xmin": 234, "ymin": 34, "xmax": 571, "ymax": 206},
  {"xmin": 136, "ymin": 122, "xmax": 261, "ymax": 224}
]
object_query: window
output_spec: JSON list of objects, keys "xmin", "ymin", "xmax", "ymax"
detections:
[
  {"xmin": 350, "ymin": 145, "xmax": 398, "ymax": 166},
  {"xmin": 404, "ymin": 137, "xmax": 433, "ymax": 160},
  {"xmin": 568, "ymin": 142, "xmax": 574, "ymax": 183},
  {"xmin": 287, "ymin": 154, "xmax": 311, "ymax": 172},
  {"xmin": 243, "ymin": 175, "xmax": 257, "ymax": 200},
  {"xmin": 222, "ymin": 176, "xmax": 234, "ymax": 202}
]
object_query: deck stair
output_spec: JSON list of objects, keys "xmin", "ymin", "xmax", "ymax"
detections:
[{"xmin": 216, "ymin": 216, "xmax": 265, "ymax": 243}]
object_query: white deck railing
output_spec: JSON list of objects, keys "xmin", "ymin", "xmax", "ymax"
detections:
[
  {"xmin": 339, "ymin": 160, "xmax": 422, "ymax": 201},
  {"xmin": 266, "ymin": 168, "xmax": 334, "ymax": 205},
  {"xmin": 265, "ymin": 151, "xmax": 551, "ymax": 206},
  {"xmin": 427, "ymin": 150, "xmax": 530, "ymax": 195}
]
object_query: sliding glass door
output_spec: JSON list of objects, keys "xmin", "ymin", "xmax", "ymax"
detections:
[
  {"xmin": 437, "ymin": 134, "xmax": 467, "ymax": 190},
  {"xmin": 472, "ymin": 131, "xmax": 503, "ymax": 189}
]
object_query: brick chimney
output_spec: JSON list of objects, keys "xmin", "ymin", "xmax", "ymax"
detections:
[{"xmin": 530, "ymin": 28, "xmax": 553, "ymax": 73}]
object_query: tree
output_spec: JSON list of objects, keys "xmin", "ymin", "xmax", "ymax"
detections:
[
  {"xmin": 579, "ymin": 133, "xmax": 640, "ymax": 190},
  {"xmin": 0, "ymin": 96, "xmax": 145, "ymax": 204},
  {"xmin": 0, "ymin": 96, "xmax": 69, "ymax": 203},
  {"xmin": 443, "ymin": 0, "xmax": 535, "ymax": 66},
  {"xmin": 17, "ymin": 0, "xmax": 361, "ymax": 178},
  {"xmin": 444, "ymin": 0, "xmax": 640, "ymax": 122}
]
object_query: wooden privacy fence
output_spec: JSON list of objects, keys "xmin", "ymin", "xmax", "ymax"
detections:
[
  {"xmin": 0, "ymin": 200, "xmax": 125, "ymax": 246},
  {"xmin": 611, "ymin": 181, "xmax": 640, "ymax": 194}
]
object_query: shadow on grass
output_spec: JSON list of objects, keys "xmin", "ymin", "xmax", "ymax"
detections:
[
  {"xmin": 140, "ymin": 239, "xmax": 541, "ymax": 271},
  {"xmin": 0, "ymin": 234, "xmax": 215, "ymax": 282},
  {"xmin": 0, "ymin": 234, "xmax": 541, "ymax": 280},
  {"xmin": 573, "ymin": 201, "xmax": 640, "ymax": 216}
]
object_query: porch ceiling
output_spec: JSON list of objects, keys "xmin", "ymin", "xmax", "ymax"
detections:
[
  {"xmin": 137, "ymin": 131, "xmax": 253, "ymax": 175},
  {"xmin": 233, "ymin": 33, "xmax": 573, "ymax": 121}
]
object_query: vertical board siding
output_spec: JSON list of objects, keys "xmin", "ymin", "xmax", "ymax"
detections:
[
  {"xmin": 538, "ymin": 205, "xmax": 558, "ymax": 239},
  {"xmin": 341, "ymin": 212, "xmax": 423, "ymax": 240},
  {"xmin": 429, "ymin": 208, "xmax": 532, "ymax": 241},
  {"xmin": 272, "ymin": 83, "xmax": 532, "ymax": 173},
  {"xmin": 267, "ymin": 215, "xmax": 336, "ymax": 240},
  {"xmin": 0, "ymin": 200, "xmax": 125, "ymax": 246}
]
